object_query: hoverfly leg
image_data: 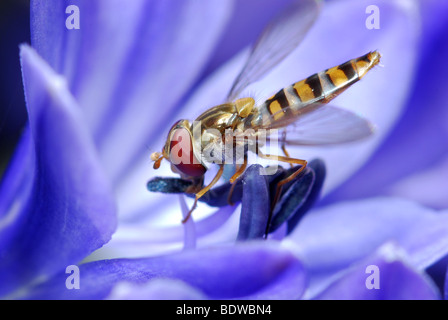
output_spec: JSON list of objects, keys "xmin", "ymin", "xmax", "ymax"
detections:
[
  {"xmin": 272, "ymin": 160, "xmax": 307, "ymax": 208},
  {"xmin": 229, "ymin": 154, "xmax": 248, "ymax": 184},
  {"xmin": 227, "ymin": 154, "xmax": 248, "ymax": 206},
  {"xmin": 227, "ymin": 183, "xmax": 238, "ymax": 207},
  {"xmin": 182, "ymin": 165, "xmax": 225, "ymax": 223},
  {"xmin": 182, "ymin": 197, "xmax": 198, "ymax": 224},
  {"xmin": 256, "ymin": 150, "xmax": 307, "ymax": 235},
  {"xmin": 281, "ymin": 130, "xmax": 293, "ymax": 168}
]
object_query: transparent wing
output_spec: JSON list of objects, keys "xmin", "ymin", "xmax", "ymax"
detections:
[
  {"xmin": 255, "ymin": 105, "xmax": 375, "ymax": 145},
  {"xmin": 227, "ymin": 0, "xmax": 320, "ymax": 101}
]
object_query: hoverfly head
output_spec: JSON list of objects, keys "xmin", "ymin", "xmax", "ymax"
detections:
[{"xmin": 153, "ymin": 119, "xmax": 206, "ymax": 177}]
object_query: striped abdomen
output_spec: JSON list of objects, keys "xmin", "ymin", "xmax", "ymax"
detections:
[{"xmin": 252, "ymin": 51, "xmax": 381, "ymax": 125}]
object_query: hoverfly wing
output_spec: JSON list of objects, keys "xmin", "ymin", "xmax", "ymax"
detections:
[
  {"xmin": 226, "ymin": 0, "xmax": 321, "ymax": 101},
  {"xmin": 262, "ymin": 105, "xmax": 374, "ymax": 145}
]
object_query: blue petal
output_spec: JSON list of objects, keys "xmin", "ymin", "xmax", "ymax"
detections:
[
  {"xmin": 315, "ymin": 243, "xmax": 440, "ymax": 300},
  {"xmin": 238, "ymin": 159, "xmax": 325, "ymax": 238},
  {"xmin": 0, "ymin": 45, "xmax": 116, "ymax": 297},
  {"xmin": 22, "ymin": 242, "xmax": 306, "ymax": 300},
  {"xmin": 87, "ymin": 205, "xmax": 238, "ymax": 261},
  {"xmin": 286, "ymin": 197, "xmax": 448, "ymax": 298},
  {"xmin": 269, "ymin": 159, "xmax": 326, "ymax": 234},
  {"xmin": 445, "ymin": 266, "xmax": 448, "ymax": 300},
  {"xmin": 106, "ymin": 279, "xmax": 207, "ymax": 300},
  {"xmin": 286, "ymin": 159, "xmax": 325, "ymax": 233},
  {"xmin": 237, "ymin": 165, "xmax": 270, "ymax": 240},
  {"xmin": 387, "ymin": 156, "xmax": 448, "ymax": 210}
]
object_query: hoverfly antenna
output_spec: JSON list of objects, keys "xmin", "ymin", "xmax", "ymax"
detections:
[{"xmin": 150, "ymin": 151, "xmax": 164, "ymax": 169}]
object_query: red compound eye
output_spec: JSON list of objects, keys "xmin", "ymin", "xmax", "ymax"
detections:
[{"xmin": 169, "ymin": 128, "xmax": 206, "ymax": 177}]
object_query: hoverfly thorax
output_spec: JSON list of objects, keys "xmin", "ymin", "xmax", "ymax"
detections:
[{"xmin": 151, "ymin": 119, "xmax": 206, "ymax": 178}]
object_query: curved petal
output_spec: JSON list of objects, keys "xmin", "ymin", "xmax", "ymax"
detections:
[
  {"xmin": 85, "ymin": 205, "xmax": 238, "ymax": 261},
  {"xmin": 237, "ymin": 165, "xmax": 270, "ymax": 240},
  {"xmin": 284, "ymin": 197, "xmax": 448, "ymax": 298},
  {"xmin": 445, "ymin": 267, "xmax": 448, "ymax": 300},
  {"xmin": 315, "ymin": 242, "xmax": 440, "ymax": 300},
  {"xmin": 0, "ymin": 45, "xmax": 116, "ymax": 297},
  {"xmin": 387, "ymin": 155, "xmax": 448, "ymax": 210},
  {"xmin": 106, "ymin": 279, "xmax": 207, "ymax": 300},
  {"xmin": 270, "ymin": 159, "xmax": 326, "ymax": 235},
  {"xmin": 22, "ymin": 242, "xmax": 306, "ymax": 300}
]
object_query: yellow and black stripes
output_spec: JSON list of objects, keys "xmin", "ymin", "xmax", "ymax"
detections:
[
  {"xmin": 265, "ymin": 88, "xmax": 293, "ymax": 120},
  {"xmin": 259, "ymin": 51, "xmax": 381, "ymax": 122}
]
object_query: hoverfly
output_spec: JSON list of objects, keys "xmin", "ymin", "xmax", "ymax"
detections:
[{"xmin": 150, "ymin": 0, "xmax": 380, "ymax": 222}]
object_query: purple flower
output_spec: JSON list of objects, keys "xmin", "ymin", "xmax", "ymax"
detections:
[{"xmin": 1, "ymin": 0, "xmax": 448, "ymax": 300}]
